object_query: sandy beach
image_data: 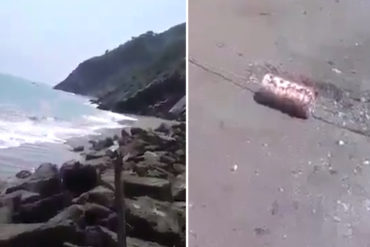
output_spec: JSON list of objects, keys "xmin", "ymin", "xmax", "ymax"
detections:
[{"xmin": 189, "ymin": 0, "xmax": 370, "ymax": 246}]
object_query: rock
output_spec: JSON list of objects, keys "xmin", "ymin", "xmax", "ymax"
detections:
[
  {"xmin": 84, "ymin": 226, "xmax": 165, "ymax": 247},
  {"xmin": 84, "ymin": 203, "xmax": 112, "ymax": 226},
  {"xmin": 91, "ymin": 138, "xmax": 114, "ymax": 151},
  {"xmin": 60, "ymin": 161, "xmax": 98, "ymax": 195},
  {"xmin": 160, "ymin": 154, "xmax": 177, "ymax": 165},
  {"xmin": 130, "ymin": 127, "xmax": 148, "ymax": 137},
  {"xmin": 172, "ymin": 174, "xmax": 185, "ymax": 202},
  {"xmin": 143, "ymin": 151, "xmax": 160, "ymax": 163},
  {"xmin": 48, "ymin": 204, "xmax": 85, "ymax": 225},
  {"xmin": 0, "ymin": 220, "xmax": 83, "ymax": 247},
  {"xmin": 72, "ymin": 146, "xmax": 84, "ymax": 152},
  {"xmin": 72, "ymin": 186, "xmax": 115, "ymax": 209},
  {"xmin": 126, "ymin": 196, "xmax": 183, "ymax": 246},
  {"xmin": 124, "ymin": 175, "xmax": 172, "ymax": 201},
  {"xmin": 15, "ymin": 170, "xmax": 32, "ymax": 179},
  {"xmin": 172, "ymin": 163, "xmax": 185, "ymax": 175},
  {"xmin": 101, "ymin": 171, "xmax": 172, "ymax": 201},
  {"xmin": 2, "ymin": 190, "xmax": 40, "ymax": 205},
  {"xmin": 155, "ymin": 123, "xmax": 172, "ymax": 135},
  {"xmin": 81, "ymin": 156, "xmax": 112, "ymax": 172},
  {"xmin": 13, "ymin": 193, "xmax": 70, "ymax": 223},
  {"xmin": 168, "ymin": 96, "xmax": 185, "ymax": 118},
  {"xmin": 175, "ymin": 149, "xmax": 185, "ymax": 157},
  {"xmin": 85, "ymin": 150, "xmax": 107, "ymax": 161},
  {"xmin": 6, "ymin": 163, "xmax": 61, "ymax": 198}
]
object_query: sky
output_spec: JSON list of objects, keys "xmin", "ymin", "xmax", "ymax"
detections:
[{"xmin": 0, "ymin": 0, "xmax": 186, "ymax": 86}]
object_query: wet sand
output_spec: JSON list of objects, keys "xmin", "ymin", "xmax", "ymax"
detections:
[{"xmin": 189, "ymin": 0, "xmax": 370, "ymax": 246}]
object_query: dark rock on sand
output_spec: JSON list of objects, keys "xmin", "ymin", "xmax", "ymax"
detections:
[
  {"xmin": 15, "ymin": 170, "xmax": 32, "ymax": 179},
  {"xmin": 91, "ymin": 137, "xmax": 114, "ymax": 151},
  {"xmin": 85, "ymin": 150, "xmax": 108, "ymax": 161},
  {"xmin": 72, "ymin": 146, "xmax": 84, "ymax": 152},
  {"xmin": 60, "ymin": 161, "xmax": 98, "ymax": 196}
]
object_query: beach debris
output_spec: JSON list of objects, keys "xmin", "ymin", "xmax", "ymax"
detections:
[
  {"xmin": 230, "ymin": 164, "xmax": 238, "ymax": 172},
  {"xmin": 254, "ymin": 73, "xmax": 316, "ymax": 119},
  {"xmin": 363, "ymin": 160, "xmax": 370, "ymax": 166},
  {"xmin": 332, "ymin": 68, "xmax": 343, "ymax": 74},
  {"xmin": 259, "ymin": 12, "xmax": 271, "ymax": 16},
  {"xmin": 337, "ymin": 140, "xmax": 345, "ymax": 146},
  {"xmin": 271, "ymin": 201, "xmax": 279, "ymax": 215},
  {"xmin": 254, "ymin": 227, "xmax": 270, "ymax": 236}
]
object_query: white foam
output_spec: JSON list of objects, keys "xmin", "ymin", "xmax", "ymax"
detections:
[{"xmin": 0, "ymin": 110, "xmax": 136, "ymax": 149}]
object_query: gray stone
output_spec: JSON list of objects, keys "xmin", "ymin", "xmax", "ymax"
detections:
[
  {"xmin": 6, "ymin": 163, "xmax": 61, "ymax": 198},
  {"xmin": 172, "ymin": 174, "xmax": 185, "ymax": 201},
  {"xmin": 0, "ymin": 220, "xmax": 83, "ymax": 247},
  {"xmin": 72, "ymin": 186, "xmax": 115, "ymax": 209},
  {"xmin": 101, "ymin": 171, "xmax": 172, "ymax": 201},
  {"xmin": 126, "ymin": 196, "xmax": 184, "ymax": 246}
]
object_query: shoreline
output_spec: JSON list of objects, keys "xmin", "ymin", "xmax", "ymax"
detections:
[{"xmin": 0, "ymin": 114, "xmax": 175, "ymax": 180}]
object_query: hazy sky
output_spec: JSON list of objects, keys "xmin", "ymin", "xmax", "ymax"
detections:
[{"xmin": 0, "ymin": 0, "xmax": 185, "ymax": 85}]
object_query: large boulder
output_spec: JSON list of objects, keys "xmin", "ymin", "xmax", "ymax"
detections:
[
  {"xmin": 5, "ymin": 163, "xmax": 61, "ymax": 198},
  {"xmin": 72, "ymin": 186, "xmax": 115, "ymax": 209},
  {"xmin": 13, "ymin": 193, "xmax": 71, "ymax": 223},
  {"xmin": 81, "ymin": 156, "xmax": 113, "ymax": 172},
  {"xmin": 60, "ymin": 161, "xmax": 98, "ymax": 196},
  {"xmin": 126, "ymin": 196, "xmax": 184, "ymax": 246},
  {"xmin": 0, "ymin": 220, "xmax": 83, "ymax": 247},
  {"xmin": 101, "ymin": 171, "xmax": 172, "ymax": 201},
  {"xmin": 48, "ymin": 204, "xmax": 85, "ymax": 225}
]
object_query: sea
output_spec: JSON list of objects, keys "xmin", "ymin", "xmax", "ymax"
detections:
[{"xmin": 0, "ymin": 74, "xmax": 135, "ymax": 178}]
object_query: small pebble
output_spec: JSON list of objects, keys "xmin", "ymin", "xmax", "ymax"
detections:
[
  {"xmin": 332, "ymin": 68, "xmax": 342, "ymax": 74},
  {"xmin": 337, "ymin": 140, "xmax": 345, "ymax": 146},
  {"xmin": 363, "ymin": 160, "xmax": 370, "ymax": 166},
  {"xmin": 231, "ymin": 164, "xmax": 238, "ymax": 172}
]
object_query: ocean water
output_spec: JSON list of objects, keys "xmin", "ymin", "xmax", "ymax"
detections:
[{"xmin": 0, "ymin": 74, "xmax": 135, "ymax": 178}]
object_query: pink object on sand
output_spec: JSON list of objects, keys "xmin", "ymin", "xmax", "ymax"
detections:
[{"xmin": 256, "ymin": 73, "xmax": 316, "ymax": 118}]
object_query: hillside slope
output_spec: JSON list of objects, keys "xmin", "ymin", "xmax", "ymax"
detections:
[{"xmin": 54, "ymin": 23, "xmax": 185, "ymax": 118}]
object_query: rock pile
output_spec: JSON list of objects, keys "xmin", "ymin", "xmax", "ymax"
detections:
[{"xmin": 0, "ymin": 122, "xmax": 186, "ymax": 247}]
